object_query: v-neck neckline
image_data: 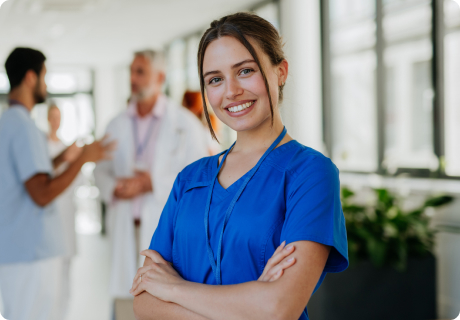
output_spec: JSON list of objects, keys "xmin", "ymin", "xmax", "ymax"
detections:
[
  {"xmin": 213, "ymin": 140, "xmax": 296, "ymax": 192},
  {"xmin": 214, "ymin": 152, "xmax": 252, "ymax": 193}
]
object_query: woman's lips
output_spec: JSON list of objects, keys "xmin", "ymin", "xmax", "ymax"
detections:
[{"xmin": 224, "ymin": 100, "xmax": 257, "ymax": 117}]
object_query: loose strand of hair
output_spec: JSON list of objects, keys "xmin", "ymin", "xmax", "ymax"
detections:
[{"xmin": 226, "ymin": 25, "xmax": 275, "ymax": 125}]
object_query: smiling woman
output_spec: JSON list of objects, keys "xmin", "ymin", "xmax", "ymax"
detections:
[{"xmin": 132, "ymin": 12, "xmax": 348, "ymax": 320}]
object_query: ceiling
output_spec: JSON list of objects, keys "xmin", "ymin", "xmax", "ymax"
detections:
[{"xmin": 0, "ymin": 0, "xmax": 263, "ymax": 67}]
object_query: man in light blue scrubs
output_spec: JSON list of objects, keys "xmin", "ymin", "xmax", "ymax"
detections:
[{"xmin": 0, "ymin": 47, "xmax": 113, "ymax": 320}]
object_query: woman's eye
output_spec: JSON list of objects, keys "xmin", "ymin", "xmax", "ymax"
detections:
[
  {"xmin": 240, "ymin": 68, "xmax": 253, "ymax": 75},
  {"xmin": 209, "ymin": 77, "xmax": 222, "ymax": 84}
]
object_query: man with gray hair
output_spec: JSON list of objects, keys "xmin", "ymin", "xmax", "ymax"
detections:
[{"xmin": 94, "ymin": 50, "xmax": 208, "ymax": 318}]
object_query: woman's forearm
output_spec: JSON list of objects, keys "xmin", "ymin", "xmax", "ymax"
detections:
[
  {"xmin": 133, "ymin": 291, "xmax": 210, "ymax": 320},
  {"xmin": 170, "ymin": 280, "xmax": 286, "ymax": 320},
  {"xmin": 167, "ymin": 241, "xmax": 330, "ymax": 320},
  {"xmin": 135, "ymin": 241, "xmax": 328, "ymax": 320}
]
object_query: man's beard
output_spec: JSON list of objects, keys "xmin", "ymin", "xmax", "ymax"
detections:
[
  {"xmin": 131, "ymin": 86, "xmax": 155, "ymax": 101},
  {"xmin": 33, "ymin": 81, "xmax": 46, "ymax": 104}
]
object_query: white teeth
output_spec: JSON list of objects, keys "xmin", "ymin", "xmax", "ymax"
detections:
[{"xmin": 227, "ymin": 101, "xmax": 254, "ymax": 113}]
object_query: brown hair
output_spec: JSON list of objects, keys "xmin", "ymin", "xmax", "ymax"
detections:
[{"xmin": 197, "ymin": 12, "xmax": 286, "ymax": 141}]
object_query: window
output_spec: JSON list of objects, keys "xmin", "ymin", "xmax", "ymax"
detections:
[
  {"xmin": 0, "ymin": 69, "xmax": 95, "ymax": 145},
  {"xmin": 322, "ymin": 0, "xmax": 459, "ymax": 178},
  {"xmin": 383, "ymin": 0, "xmax": 437, "ymax": 171},
  {"xmin": 328, "ymin": 0, "xmax": 378, "ymax": 172},
  {"xmin": 444, "ymin": 0, "xmax": 460, "ymax": 176}
]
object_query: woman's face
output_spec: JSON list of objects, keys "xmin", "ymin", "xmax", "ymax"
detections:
[
  {"xmin": 48, "ymin": 107, "xmax": 61, "ymax": 133},
  {"xmin": 202, "ymin": 36, "xmax": 286, "ymax": 132}
]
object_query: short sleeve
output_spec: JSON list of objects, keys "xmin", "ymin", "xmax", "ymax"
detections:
[
  {"xmin": 149, "ymin": 174, "xmax": 181, "ymax": 262},
  {"xmin": 12, "ymin": 120, "xmax": 52, "ymax": 182},
  {"xmin": 281, "ymin": 156, "xmax": 348, "ymax": 273}
]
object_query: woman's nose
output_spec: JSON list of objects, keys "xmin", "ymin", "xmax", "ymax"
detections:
[{"xmin": 225, "ymin": 78, "xmax": 244, "ymax": 100}]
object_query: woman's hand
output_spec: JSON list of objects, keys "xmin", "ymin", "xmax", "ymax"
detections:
[
  {"xmin": 130, "ymin": 249, "xmax": 185, "ymax": 302},
  {"xmin": 258, "ymin": 241, "xmax": 296, "ymax": 282}
]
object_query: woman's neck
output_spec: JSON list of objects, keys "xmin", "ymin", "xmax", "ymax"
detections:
[
  {"xmin": 49, "ymin": 132, "xmax": 60, "ymax": 142},
  {"xmin": 233, "ymin": 113, "xmax": 288, "ymax": 155}
]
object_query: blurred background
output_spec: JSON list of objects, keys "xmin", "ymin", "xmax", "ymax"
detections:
[{"xmin": 0, "ymin": 0, "xmax": 459, "ymax": 319}]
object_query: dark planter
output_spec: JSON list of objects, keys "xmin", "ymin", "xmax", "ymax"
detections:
[{"xmin": 307, "ymin": 255, "xmax": 436, "ymax": 320}]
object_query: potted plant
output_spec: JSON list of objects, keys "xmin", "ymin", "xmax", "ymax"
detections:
[{"xmin": 307, "ymin": 187, "xmax": 453, "ymax": 320}]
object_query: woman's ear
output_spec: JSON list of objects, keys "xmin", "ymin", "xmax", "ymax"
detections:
[{"xmin": 277, "ymin": 59, "xmax": 289, "ymax": 86}]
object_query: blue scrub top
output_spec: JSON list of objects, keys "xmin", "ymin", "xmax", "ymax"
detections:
[
  {"xmin": 0, "ymin": 105, "xmax": 65, "ymax": 264},
  {"xmin": 150, "ymin": 140, "xmax": 348, "ymax": 320}
]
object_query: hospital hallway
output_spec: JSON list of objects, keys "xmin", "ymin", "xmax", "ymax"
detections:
[
  {"xmin": 2, "ymin": 1, "xmax": 460, "ymax": 319},
  {"xmin": 66, "ymin": 192, "xmax": 112, "ymax": 320},
  {"xmin": 66, "ymin": 232, "xmax": 111, "ymax": 320},
  {"xmin": 0, "ymin": 196, "xmax": 114, "ymax": 320}
]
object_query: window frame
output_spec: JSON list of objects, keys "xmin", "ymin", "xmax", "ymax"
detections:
[{"xmin": 320, "ymin": 0, "xmax": 457, "ymax": 179}]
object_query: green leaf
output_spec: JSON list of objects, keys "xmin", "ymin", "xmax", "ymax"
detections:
[
  {"xmin": 341, "ymin": 187, "xmax": 355, "ymax": 200},
  {"xmin": 424, "ymin": 195, "xmax": 454, "ymax": 208},
  {"xmin": 367, "ymin": 238, "xmax": 387, "ymax": 267}
]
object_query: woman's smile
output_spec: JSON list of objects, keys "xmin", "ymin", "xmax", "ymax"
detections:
[{"xmin": 224, "ymin": 100, "xmax": 257, "ymax": 117}]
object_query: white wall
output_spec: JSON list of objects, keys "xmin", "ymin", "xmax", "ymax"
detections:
[
  {"xmin": 93, "ymin": 66, "xmax": 127, "ymax": 137},
  {"xmin": 280, "ymin": 0, "xmax": 324, "ymax": 153}
]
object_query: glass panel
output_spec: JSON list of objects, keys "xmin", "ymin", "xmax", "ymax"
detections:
[
  {"xmin": 383, "ymin": 0, "xmax": 437, "ymax": 171},
  {"xmin": 444, "ymin": 2, "xmax": 460, "ymax": 176},
  {"xmin": 329, "ymin": 0, "xmax": 378, "ymax": 171},
  {"xmin": 46, "ymin": 69, "xmax": 92, "ymax": 94},
  {"xmin": 0, "ymin": 71, "xmax": 9, "ymax": 93},
  {"xmin": 445, "ymin": 0, "xmax": 460, "ymax": 30},
  {"xmin": 46, "ymin": 72, "xmax": 78, "ymax": 94}
]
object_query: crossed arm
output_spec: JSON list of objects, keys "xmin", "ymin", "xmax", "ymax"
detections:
[{"xmin": 132, "ymin": 240, "xmax": 330, "ymax": 320}]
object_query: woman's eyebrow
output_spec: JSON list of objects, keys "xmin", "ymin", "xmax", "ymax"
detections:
[
  {"xmin": 203, "ymin": 70, "xmax": 220, "ymax": 78},
  {"xmin": 231, "ymin": 59, "xmax": 256, "ymax": 69},
  {"xmin": 203, "ymin": 59, "xmax": 256, "ymax": 78}
]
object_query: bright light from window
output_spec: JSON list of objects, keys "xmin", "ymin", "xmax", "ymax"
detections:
[
  {"xmin": 0, "ymin": 72, "xmax": 9, "ymax": 92},
  {"xmin": 46, "ymin": 73, "xmax": 77, "ymax": 93},
  {"xmin": 453, "ymin": 0, "xmax": 460, "ymax": 6},
  {"xmin": 0, "ymin": 0, "xmax": 9, "ymax": 8}
]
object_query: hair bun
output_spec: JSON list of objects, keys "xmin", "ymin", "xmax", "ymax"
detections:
[{"xmin": 211, "ymin": 16, "xmax": 228, "ymax": 29}]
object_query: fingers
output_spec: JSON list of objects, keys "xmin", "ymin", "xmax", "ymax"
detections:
[
  {"xmin": 103, "ymin": 140, "xmax": 117, "ymax": 152},
  {"xmin": 265, "ymin": 241, "xmax": 286, "ymax": 269},
  {"xmin": 270, "ymin": 269, "xmax": 284, "ymax": 282},
  {"xmin": 267, "ymin": 243, "xmax": 294, "ymax": 269},
  {"xmin": 266, "ymin": 257, "xmax": 296, "ymax": 282},
  {"xmin": 100, "ymin": 134, "xmax": 110, "ymax": 144},
  {"xmin": 130, "ymin": 276, "xmax": 147, "ymax": 296},
  {"xmin": 258, "ymin": 241, "xmax": 285, "ymax": 281},
  {"xmin": 140, "ymin": 250, "xmax": 167, "ymax": 264},
  {"xmin": 258, "ymin": 242, "xmax": 295, "ymax": 282},
  {"xmin": 131, "ymin": 264, "xmax": 155, "ymax": 292},
  {"xmin": 272, "ymin": 241, "xmax": 286, "ymax": 257}
]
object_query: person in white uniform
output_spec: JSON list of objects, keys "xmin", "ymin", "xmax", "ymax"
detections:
[
  {"xmin": 47, "ymin": 104, "xmax": 83, "ymax": 320},
  {"xmin": 94, "ymin": 50, "xmax": 208, "ymax": 316},
  {"xmin": 0, "ymin": 47, "xmax": 114, "ymax": 320}
]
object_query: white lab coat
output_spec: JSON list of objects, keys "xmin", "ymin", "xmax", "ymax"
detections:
[{"xmin": 94, "ymin": 98, "xmax": 208, "ymax": 298}]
